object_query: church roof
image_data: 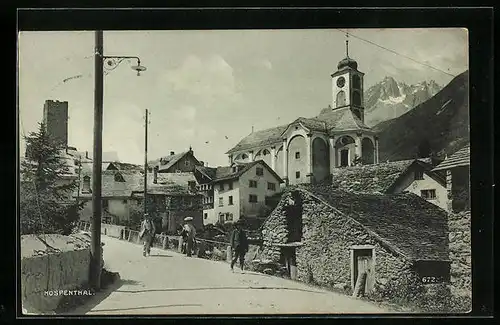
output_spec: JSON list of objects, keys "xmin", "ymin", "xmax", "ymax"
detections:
[
  {"xmin": 337, "ymin": 56, "xmax": 358, "ymax": 71},
  {"xmin": 225, "ymin": 125, "xmax": 288, "ymax": 154},
  {"xmin": 226, "ymin": 108, "xmax": 372, "ymax": 154}
]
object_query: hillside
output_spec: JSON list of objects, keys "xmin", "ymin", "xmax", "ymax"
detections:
[
  {"xmin": 373, "ymin": 70, "xmax": 469, "ymax": 162},
  {"xmin": 364, "ymin": 77, "xmax": 442, "ymax": 126}
]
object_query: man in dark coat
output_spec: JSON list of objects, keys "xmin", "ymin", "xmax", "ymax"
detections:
[{"xmin": 230, "ymin": 219, "xmax": 249, "ymax": 273}]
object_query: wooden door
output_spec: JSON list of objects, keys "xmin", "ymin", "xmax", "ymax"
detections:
[
  {"xmin": 340, "ymin": 149, "xmax": 349, "ymax": 167},
  {"xmin": 356, "ymin": 255, "xmax": 373, "ymax": 295}
]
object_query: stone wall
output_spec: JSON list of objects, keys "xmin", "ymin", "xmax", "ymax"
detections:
[
  {"xmin": 448, "ymin": 210, "xmax": 471, "ymax": 296},
  {"xmin": 261, "ymin": 191, "xmax": 293, "ymax": 262},
  {"xmin": 21, "ymin": 234, "xmax": 93, "ymax": 313},
  {"xmin": 296, "ymin": 192, "xmax": 412, "ymax": 294},
  {"xmin": 261, "ymin": 189, "xmax": 413, "ymax": 295}
]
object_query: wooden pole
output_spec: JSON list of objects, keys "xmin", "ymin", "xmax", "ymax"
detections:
[{"xmin": 90, "ymin": 30, "xmax": 104, "ymax": 291}]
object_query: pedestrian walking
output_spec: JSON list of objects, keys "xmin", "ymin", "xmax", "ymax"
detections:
[
  {"xmin": 183, "ymin": 217, "xmax": 196, "ymax": 257},
  {"xmin": 139, "ymin": 214, "xmax": 156, "ymax": 257},
  {"xmin": 230, "ymin": 219, "xmax": 248, "ymax": 273}
]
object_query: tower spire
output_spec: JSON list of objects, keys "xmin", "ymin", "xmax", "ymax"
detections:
[{"xmin": 346, "ymin": 32, "xmax": 349, "ymax": 58}]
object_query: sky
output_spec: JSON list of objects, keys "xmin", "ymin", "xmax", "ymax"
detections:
[{"xmin": 18, "ymin": 29, "xmax": 468, "ymax": 167}]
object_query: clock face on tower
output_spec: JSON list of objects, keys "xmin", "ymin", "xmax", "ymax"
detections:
[{"xmin": 337, "ymin": 76, "xmax": 346, "ymax": 88}]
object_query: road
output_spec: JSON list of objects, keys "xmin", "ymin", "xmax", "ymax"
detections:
[{"xmin": 67, "ymin": 236, "xmax": 391, "ymax": 315}]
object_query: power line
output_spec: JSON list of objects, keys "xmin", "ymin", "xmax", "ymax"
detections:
[{"xmin": 337, "ymin": 29, "xmax": 457, "ymax": 78}]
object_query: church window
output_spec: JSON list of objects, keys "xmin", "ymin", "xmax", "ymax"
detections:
[
  {"xmin": 415, "ymin": 170, "xmax": 424, "ymax": 180},
  {"xmin": 262, "ymin": 149, "xmax": 270, "ymax": 156},
  {"xmin": 352, "ymin": 75, "xmax": 361, "ymax": 89},
  {"xmin": 353, "ymin": 109, "xmax": 362, "ymax": 120},
  {"xmin": 295, "ymin": 152, "xmax": 300, "ymax": 159},
  {"xmin": 353, "ymin": 91, "xmax": 361, "ymax": 106},
  {"xmin": 336, "ymin": 90, "xmax": 346, "ymax": 107}
]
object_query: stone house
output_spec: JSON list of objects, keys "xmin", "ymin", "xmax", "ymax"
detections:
[
  {"xmin": 261, "ymin": 185, "xmax": 450, "ymax": 297},
  {"xmin": 194, "ymin": 160, "xmax": 284, "ymax": 225},
  {"xmin": 330, "ymin": 158, "xmax": 448, "ymax": 210},
  {"xmin": 226, "ymin": 43, "xmax": 379, "ymax": 185},
  {"xmin": 432, "ymin": 144, "xmax": 470, "ymax": 212}
]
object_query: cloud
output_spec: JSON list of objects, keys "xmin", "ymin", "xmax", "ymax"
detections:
[
  {"xmin": 257, "ymin": 58, "xmax": 273, "ymax": 70},
  {"xmin": 157, "ymin": 54, "xmax": 243, "ymax": 106}
]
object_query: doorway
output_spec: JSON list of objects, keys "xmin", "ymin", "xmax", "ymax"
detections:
[
  {"xmin": 350, "ymin": 246, "xmax": 375, "ymax": 297},
  {"xmin": 340, "ymin": 149, "xmax": 349, "ymax": 167}
]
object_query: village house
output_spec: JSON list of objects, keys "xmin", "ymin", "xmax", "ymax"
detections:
[
  {"xmin": 194, "ymin": 160, "xmax": 283, "ymax": 225},
  {"xmin": 260, "ymin": 185, "xmax": 450, "ymax": 298},
  {"xmin": 148, "ymin": 147, "xmax": 203, "ymax": 173},
  {"xmin": 131, "ymin": 167, "xmax": 202, "ymax": 234},
  {"xmin": 226, "ymin": 41, "xmax": 379, "ymax": 185},
  {"xmin": 329, "ymin": 158, "xmax": 448, "ymax": 210},
  {"xmin": 432, "ymin": 144, "xmax": 470, "ymax": 212},
  {"xmin": 74, "ymin": 162, "xmax": 200, "ymax": 229},
  {"xmin": 194, "ymin": 165, "xmax": 217, "ymax": 225}
]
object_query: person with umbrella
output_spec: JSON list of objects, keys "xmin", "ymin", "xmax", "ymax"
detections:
[
  {"xmin": 230, "ymin": 219, "xmax": 248, "ymax": 273},
  {"xmin": 182, "ymin": 217, "xmax": 196, "ymax": 257}
]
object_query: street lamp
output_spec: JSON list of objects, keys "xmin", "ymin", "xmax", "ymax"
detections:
[{"xmin": 90, "ymin": 30, "xmax": 147, "ymax": 291}]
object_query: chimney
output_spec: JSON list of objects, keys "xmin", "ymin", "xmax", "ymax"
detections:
[
  {"xmin": 153, "ymin": 166, "xmax": 158, "ymax": 184},
  {"xmin": 199, "ymin": 161, "xmax": 204, "ymax": 166},
  {"xmin": 170, "ymin": 151, "xmax": 175, "ymax": 156},
  {"xmin": 85, "ymin": 151, "xmax": 89, "ymax": 159}
]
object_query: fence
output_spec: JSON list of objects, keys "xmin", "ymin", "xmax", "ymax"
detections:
[{"xmin": 77, "ymin": 221, "xmax": 232, "ymax": 261}]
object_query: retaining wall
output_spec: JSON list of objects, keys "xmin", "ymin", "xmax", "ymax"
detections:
[{"xmin": 21, "ymin": 234, "xmax": 93, "ymax": 313}]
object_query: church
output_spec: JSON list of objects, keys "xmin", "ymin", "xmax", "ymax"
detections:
[{"xmin": 225, "ymin": 38, "xmax": 379, "ymax": 185}]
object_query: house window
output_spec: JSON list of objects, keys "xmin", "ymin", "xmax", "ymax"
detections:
[
  {"xmin": 267, "ymin": 182, "xmax": 276, "ymax": 191},
  {"xmin": 232, "ymin": 166, "xmax": 237, "ymax": 173},
  {"xmin": 229, "ymin": 196, "xmax": 234, "ymax": 205},
  {"xmin": 249, "ymin": 194, "xmax": 258, "ymax": 203},
  {"xmin": 102, "ymin": 199, "xmax": 109, "ymax": 210},
  {"xmin": 256, "ymin": 167, "xmax": 264, "ymax": 176},
  {"xmin": 228, "ymin": 182, "xmax": 233, "ymax": 190},
  {"xmin": 122, "ymin": 199, "xmax": 127, "ymax": 204},
  {"xmin": 204, "ymin": 213, "xmax": 208, "ymax": 219},
  {"xmin": 295, "ymin": 152, "xmax": 300, "ymax": 159},
  {"xmin": 185, "ymin": 160, "xmax": 190, "ymax": 166},
  {"xmin": 226, "ymin": 213, "xmax": 233, "ymax": 221},
  {"xmin": 249, "ymin": 180, "xmax": 258, "ymax": 188},
  {"xmin": 219, "ymin": 197, "xmax": 224, "ymax": 207},
  {"xmin": 415, "ymin": 170, "xmax": 424, "ymax": 180},
  {"xmin": 296, "ymin": 171, "xmax": 300, "ymax": 179},
  {"xmin": 265, "ymin": 196, "xmax": 272, "ymax": 206},
  {"xmin": 421, "ymin": 189, "xmax": 437, "ymax": 200},
  {"xmin": 219, "ymin": 183, "xmax": 224, "ymax": 191},
  {"xmin": 82, "ymin": 176, "xmax": 91, "ymax": 193}
]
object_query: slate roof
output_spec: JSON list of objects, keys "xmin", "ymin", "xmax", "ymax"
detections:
[
  {"xmin": 226, "ymin": 108, "xmax": 372, "ymax": 154},
  {"xmin": 75, "ymin": 167, "xmax": 197, "ymax": 198},
  {"xmin": 329, "ymin": 158, "xmax": 435, "ymax": 194},
  {"xmin": 294, "ymin": 185, "xmax": 449, "ymax": 261},
  {"xmin": 106, "ymin": 162, "xmax": 142, "ymax": 171},
  {"xmin": 212, "ymin": 160, "xmax": 284, "ymax": 184},
  {"xmin": 226, "ymin": 125, "xmax": 289, "ymax": 154},
  {"xmin": 195, "ymin": 165, "xmax": 217, "ymax": 180},
  {"xmin": 432, "ymin": 144, "xmax": 470, "ymax": 171}
]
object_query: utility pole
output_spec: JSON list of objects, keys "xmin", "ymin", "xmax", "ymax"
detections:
[
  {"xmin": 90, "ymin": 30, "xmax": 104, "ymax": 291},
  {"xmin": 144, "ymin": 109, "xmax": 148, "ymax": 216}
]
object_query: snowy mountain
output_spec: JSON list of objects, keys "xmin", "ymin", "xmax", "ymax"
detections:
[
  {"xmin": 374, "ymin": 71, "xmax": 469, "ymax": 162},
  {"xmin": 364, "ymin": 77, "xmax": 442, "ymax": 126}
]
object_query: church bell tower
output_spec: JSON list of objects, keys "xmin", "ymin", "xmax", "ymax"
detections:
[{"xmin": 331, "ymin": 33, "xmax": 366, "ymax": 122}]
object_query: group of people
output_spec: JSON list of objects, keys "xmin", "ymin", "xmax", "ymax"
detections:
[{"xmin": 138, "ymin": 214, "xmax": 249, "ymax": 273}]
